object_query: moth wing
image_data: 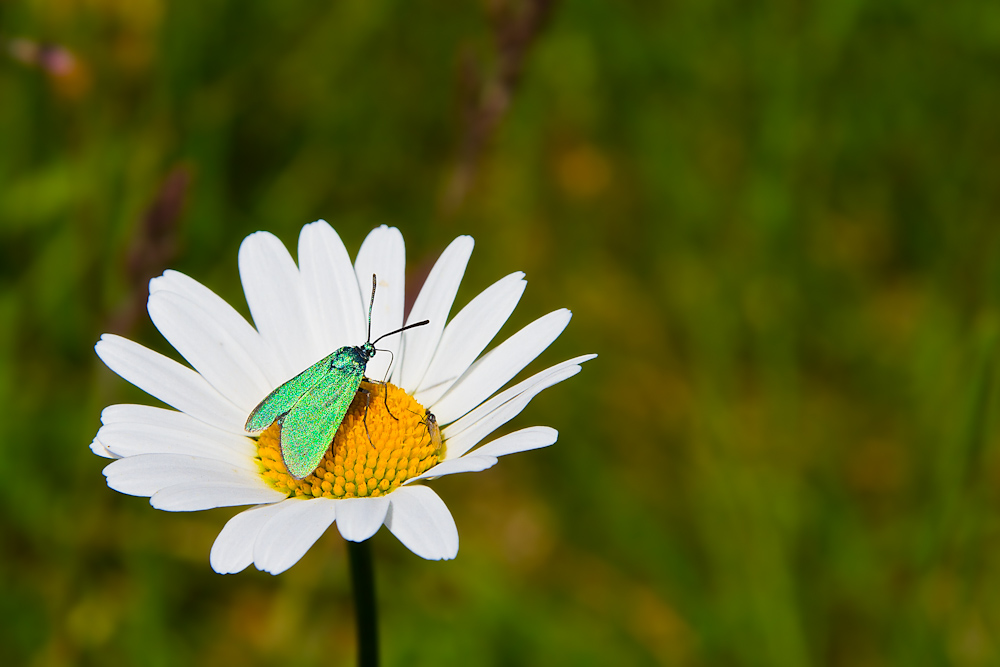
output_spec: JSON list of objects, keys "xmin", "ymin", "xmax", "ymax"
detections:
[
  {"xmin": 279, "ymin": 370, "xmax": 364, "ymax": 479},
  {"xmin": 245, "ymin": 350, "xmax": 344, "ymax": 433}
]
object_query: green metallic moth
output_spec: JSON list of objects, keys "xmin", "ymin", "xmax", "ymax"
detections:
[{"xmin": 245, "ymin": 275, "xmax": 429, "ymax": 480}]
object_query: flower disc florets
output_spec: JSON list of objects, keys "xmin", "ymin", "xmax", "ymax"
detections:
[{"xmin": 256, "ymin": 381, "xmax": 444, "ymax": 499}]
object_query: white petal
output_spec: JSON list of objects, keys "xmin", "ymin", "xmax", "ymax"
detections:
[
  {"xmin": 335, "ymin": 496, "xmax": 390, "ymax": 542},
  {"xmin": 443, "ymin": 355, "xmax": 594, "ymax": 441},
  {"xmin": 392, "ymin": 236, "xmax": 474, "ymax": 392},
  {"xmin": 102, "ymin": 403, "xmax": 162, "ymax": 425},
  {"xmin": 95, "ymin": 334, "xmax": 246, "ymax": 433},
  {"xmin": 385, "ymin": 486, "xmax": 458, "ymax": 560},
  {"xmin": 430, "ymin": 309, "xmax": 572, "ymax": 425},
  {"xmin": 354, "ymin": 225, "xmax": 405, "ymax": 382},
  {"xmin": 147, "ymin": 290, "xmax": 273, "ymax": 411},
  {"xmin": 149, "ymin": 270, "xmax": 286, "ymax": 387},
  {"xmin": 443, "ymin": 355, "xmax": 595, "ymax": 459},
  {"xmin": 253, "ymin": 498, "xmax": 338, "ymax": 575},
  {"xmin": 414, "ymin": 272, "xmax": 526, "ymax": 406},
  {"xmin": 211, "ymin": 502, "xmax": 291, "ymax": 574},
  {"xmin": 151, "ymin": 482, "xmax": 286, "ymax": 511},
  {"xmin": 101, "ymin": 404, "xmax": 252, "ymax": 454},
  {"xmin": 442, "ymin": 366, "xmax": 580, "ymax": 459},
  {"xmin": 238, "ymin": 231, "xmax": 320, "ymax": 377},
  {"xmin": 404, "ymin": 455, "xmax": 498, "ymax": 483},
  {"xmin": 98, "ymin": 422, "xmax": 256, "ymax": 470},
  {"xmin": 90, "ymin": 438, "xmax": 117, "ymax": 459},
  {"xmin": 298, "ymin": 221, "xmax": 367, "ymax": 353},
  {"xmin": 103, "ymin": 453, "xmax": 269, "ymax": 497},
  {"xmin": 472, "ymin": 426, "xmax": 558, "ymax": 457}
]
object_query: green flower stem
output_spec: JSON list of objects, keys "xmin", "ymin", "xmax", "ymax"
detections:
[{"xmin": 347, "ymin": 539, "xmax": 379, "ymax": 667}]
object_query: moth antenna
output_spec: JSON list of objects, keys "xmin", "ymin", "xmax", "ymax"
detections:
[
  {"xmin": 367, "ymin": 273, "xmax": 377, "ymax": 343},
  {"xmin": 372, "ymin": 319, "xmax": 429, "ymax": 346}
]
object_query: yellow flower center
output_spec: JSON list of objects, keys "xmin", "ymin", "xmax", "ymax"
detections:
[{"xmin": 255, "ymin": 381, "xmax": 444, "ymax": 499}]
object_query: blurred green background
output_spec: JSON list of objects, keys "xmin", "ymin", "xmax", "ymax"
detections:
[{"xmin": 3, "ymin": 1, "xmax": 1000, "ymax": 665}]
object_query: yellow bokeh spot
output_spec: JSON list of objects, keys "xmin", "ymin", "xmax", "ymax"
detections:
[{"xmin": 255, "ymin": 381, "xmax": 445, "ymax": 499}]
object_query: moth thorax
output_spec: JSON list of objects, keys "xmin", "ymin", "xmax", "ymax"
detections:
[{"xmin": 255, "ymin": 381, "xmax": 445, "ymax": 500}]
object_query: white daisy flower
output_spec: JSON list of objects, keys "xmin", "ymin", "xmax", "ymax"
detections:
[{"xmin": 92, "ymin": 222, "xmax": 595, "ymax": 575}]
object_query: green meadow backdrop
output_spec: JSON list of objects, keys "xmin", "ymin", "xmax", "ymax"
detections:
[{"xmin": 3, "ymin": 1, "xmax": 1000, "ymax": 665}]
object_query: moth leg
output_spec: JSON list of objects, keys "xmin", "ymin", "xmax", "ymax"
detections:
[
  {"xmin": 380, "ymin": 352, "xmax": 397, "ymax": 419},
  {"xmin": 369, "ymin": 350, "xmax": 400, "ymax": 422},
  {"xmin": 381, "ymin": 383, "xmax": 397, "ymax": 421},
  {"xmin": 364, "ymin": 376, "xmax": 399, "ymax": 422},
  {"xmin": 358, "ymin": 387, "xmax": 374, "ymax": 448}
]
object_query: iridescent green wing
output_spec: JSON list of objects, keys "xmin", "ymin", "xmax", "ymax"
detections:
[
  {"xmin": 278, "ymin": 367, "xmax": 365, "ymax": 479},
  {"xmin": 245, "ymin": 348, "xmax": 346, "ymax": 433}
]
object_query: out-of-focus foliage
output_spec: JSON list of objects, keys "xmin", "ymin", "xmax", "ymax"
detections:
[{"xmin": 3, "ymin": 1, "xmax": 1000, "ymax": 665}]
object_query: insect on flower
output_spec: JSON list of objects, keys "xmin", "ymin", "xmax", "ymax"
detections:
[
  {"xmin": 245, "ymin": 274, "xmax": 429, "ymax": 479},
  {"xmin": 424, "ymin": 410, "xmax": 442, "ymax": 451},
  {"xmin": 93, "ymin": 222, "xmax": 596, "ymax": 571}
]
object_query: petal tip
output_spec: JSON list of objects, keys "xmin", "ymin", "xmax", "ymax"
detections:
[{"xmin": 148, "ymin": 274, "xmax": 167, "ymax": 294}]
